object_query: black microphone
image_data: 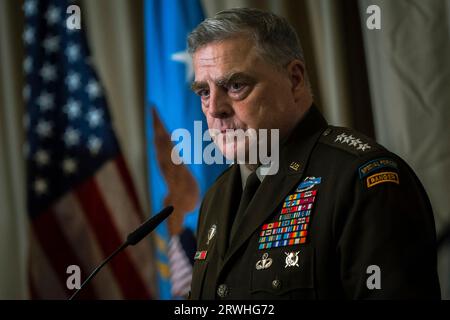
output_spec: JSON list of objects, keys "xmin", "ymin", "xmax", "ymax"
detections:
[{"xmin": 68, "ymin": 205, "xmax": 174, "ymax": 300}]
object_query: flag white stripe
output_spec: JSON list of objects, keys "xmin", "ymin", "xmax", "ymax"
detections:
[
  {"xmin": 168, "ymin": 252, "xmax": 188, "ymax": 266},
  {"xmin": 172, "ymin": 277, "xmax": 192, "ymax": 291},
  {"xmin": 53, "ymin": 193, "xmax": 123, "ymax": 299},
  {"xmin": 170, "ymin": 263, "xmax": 191, "ymax": 275},
  {"xmin": 95, "ymin": 161, "xmax": 155, "ymax": 289},
  {"xmin": 168, "ymin": 254, "xmax": 192, "ymax": 274},
  {"xmin": 168, "ymin": 237, "xmax": 192, "ymax": 267},
  {"xmin": 29, "ymin": 229, "xmax": 66, "ymax": 299},
  {"xmin": 173, "ymin": 273, "xmax": 192, "ymax": 287},
  {"xmin": 171, "ymin": 275, "xmax": 192, "ymax": 297},
  {"xmin": 168, "ymin": 235, "xmax": 193, "ymax": 297},
  {"xmin": 171, "ymin": 266, "xmax": 192, "ymax": 281}
]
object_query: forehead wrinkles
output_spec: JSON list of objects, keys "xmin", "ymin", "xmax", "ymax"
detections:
[{"xmin": 193, "ymin": 42, "xmax": 259, "ymax": 82}]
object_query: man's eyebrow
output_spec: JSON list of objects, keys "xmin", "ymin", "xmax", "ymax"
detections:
[
  {"xmin": 217, "ymin": 72, "xmax": 254, "ymax": 87},
  {"xmin": 191, "ymin": 81, "xmax": 207, "ymax": 92},
  {"xmin": 191, "ymin": 72, "xmax": 255, "ymax": 92}
]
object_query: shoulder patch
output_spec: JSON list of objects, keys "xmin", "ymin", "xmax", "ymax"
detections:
[
  {"xmin": 319, "ymin": 126, "xmax": 384, "ymax": 156},
  {"xmin": 366, "ymin": 171, "xmax": 400, "ymax": 188},
  {"xmin": 358, "ymin": 157, "xmax": 399, "ymax": 179}
]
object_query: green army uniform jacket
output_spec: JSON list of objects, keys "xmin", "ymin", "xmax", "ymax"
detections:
[{"xmin": 190, "ymin": 105, "xmax": 441, "ymax": 300}]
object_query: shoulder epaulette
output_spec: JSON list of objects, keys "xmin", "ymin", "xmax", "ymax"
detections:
[{"xmin": 319, "ymin": 126, "xmax": 385, "ymax": 156}]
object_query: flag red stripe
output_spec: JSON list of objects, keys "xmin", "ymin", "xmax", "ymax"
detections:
[
  {"xmin": 116, "ymin": 155, "xmax": 143, "ymax": 218},
  {"xmin": 32, "ymin": 209, "xmax": 97, "ymax": 299},
  {"xmin": 75, "ymin": 178, "xmax": 151, "ymax": 299},
  {"xmin": 94, "ymin": 161, "xmax": 155, "ymax": 294},
  {"xmin": 52, "ymin": 193, "xmax": 124, "ymax": 299}
]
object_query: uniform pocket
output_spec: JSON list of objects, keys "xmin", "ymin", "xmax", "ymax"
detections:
[{"xmin": 250, "ymin": 246, "xmax": 315, "ymax": 299}]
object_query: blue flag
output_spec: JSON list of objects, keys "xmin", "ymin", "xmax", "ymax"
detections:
[{"xmin": 144, "ymin": 0, "xmax": 228, "ymax": 299}]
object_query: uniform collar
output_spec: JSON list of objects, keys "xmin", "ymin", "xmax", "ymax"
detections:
[
  {"xmin": 280, "ymin": 104, "xmax": 328, "ymax": 176},
  {"xmin": 239, "ymin": 163, "xmax": 271, "ymax": 189}
]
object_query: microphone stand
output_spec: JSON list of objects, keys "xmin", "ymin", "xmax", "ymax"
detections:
[
  {"xmin": 68, "ymin": 205, "xmax": 174, "ymax": 300},
  {"xmin": 69, "ymin": 242, "xmax": 128, "ymax": 300}
]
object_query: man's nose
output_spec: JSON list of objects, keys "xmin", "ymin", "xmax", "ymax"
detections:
[{"xmin": 208, "ymin": 88, "xmax": 232, "ymax": 119}]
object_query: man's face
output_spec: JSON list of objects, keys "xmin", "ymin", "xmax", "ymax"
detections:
[{"xmin": 192, "ymin": 36, "xmax": 304, "ymax": 161}]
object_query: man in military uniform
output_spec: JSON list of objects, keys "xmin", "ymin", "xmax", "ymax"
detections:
[{"xmin": 187, "ymin": 8, "xmax": 441, "ymax": 299}]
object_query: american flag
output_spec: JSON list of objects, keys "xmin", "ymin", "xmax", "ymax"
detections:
[{"xmin": 23, "ymin": 0, "xmax": 154, "ymax": 299}]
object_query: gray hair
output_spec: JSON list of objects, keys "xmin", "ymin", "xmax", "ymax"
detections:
[{"xmin": 187, "ymin": 8, "xmax": 305, "ymax": 68}]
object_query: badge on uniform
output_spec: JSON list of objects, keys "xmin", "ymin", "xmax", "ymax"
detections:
[
  {"xmin": 206, "ymin": 224, "xmax": 217, "ymax": 245},
  {"xmin": 296, "ymin": 176, "xmax": 321, "ymax": 192},
  {"xmin": 194, "ymin": 250, "xmax": 207, "ymax": 260},
  {"xmin": 255, "ymin": 252, "xmax": 273, "ymax": 270},
  {"xmin": 359, "ymin": 158, "xmax": 398, "ymax": 179},
  {"xmin": 258, "ymin": 176, "xmax": 321, "ymax": 250},
  {"xmin": 285, "ymin": 251, "xmax": 300, "ymax": 268},
  {"xmin": 335, "ymin": 133, "xmax": 371, "ymax": 151},
  {"xmin": 358, "ymin": 158, "xmax": 400, "ymax": 189},
  {"xmin": 366, "ymin": 171, "xmax": 399, "ymax": 188},
  {"xmin": 289, "ymin": 162, "xmax": 301, "ymax": 171}
]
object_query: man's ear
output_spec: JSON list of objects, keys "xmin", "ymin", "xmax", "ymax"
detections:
[{"xmin": 287, "ymin": 60, "xmax": 306, "ymax": 101}]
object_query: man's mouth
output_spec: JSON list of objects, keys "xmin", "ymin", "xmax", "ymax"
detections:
[
  {"xmin": 209, "ymin": 128, "xmax": 238, "ymax": 138},
  {"xmin": 220, "ymin": 128, "xmax": 237, "ymax": 134}
]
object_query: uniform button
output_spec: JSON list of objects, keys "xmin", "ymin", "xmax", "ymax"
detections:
[
  {"xmin": 217, "ymin": 284, "xmax": 229, "ymax": 298},
  {"xmin": 272, "ymin": 279, "xmax": 282, "ymax": 290}
]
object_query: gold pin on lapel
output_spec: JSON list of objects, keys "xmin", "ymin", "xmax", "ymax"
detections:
[{"xmin": 289, "ymin": 162, "xmax": 301, "ymax": 171}]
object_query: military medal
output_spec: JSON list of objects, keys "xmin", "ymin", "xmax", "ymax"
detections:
[{"xmin": 285, "ymin": 251, "xmax": 299, "ymax": 268}]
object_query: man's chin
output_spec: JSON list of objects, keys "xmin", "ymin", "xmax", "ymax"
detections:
[
  {"xmin": 218, "ymin": 142, "xmax": 257, "ymax": 164},
  {"xmin": 212, "ymin": 131, "xmax": 259, "ymax": 163},
  {"xmin": 217, "ymin": 141, "xmax": 240, "ymax": 162}
]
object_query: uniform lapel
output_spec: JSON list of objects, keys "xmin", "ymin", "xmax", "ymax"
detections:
[
  {"xmin": 194, "ymin": 165, "xmax": 241, "ymax": 299},
  {"xmin": 220, "ymin": 105, "xmax": 328, "ymax": 272},
  {"xmin": 214, "ymin": 164, "xmax": 242, "ymax": 260}
]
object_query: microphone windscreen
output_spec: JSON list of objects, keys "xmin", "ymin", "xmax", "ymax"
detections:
[{"xmin": 126, "ymin": 206, "xmax": 174, "ymax": 245}]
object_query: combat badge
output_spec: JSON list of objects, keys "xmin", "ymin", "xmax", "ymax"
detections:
[{"xmin": 296, "ymin": 176, "xmax": 322, "ymax": 192}]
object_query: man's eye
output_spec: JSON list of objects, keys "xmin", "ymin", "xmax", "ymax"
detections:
[
  {"xmin": 197, "ymin": 89, "xmax": 210, "ymax": 98},
  {"xmin": 228, "ymin": 82, "xmax": 245, "ymax": 93}
]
